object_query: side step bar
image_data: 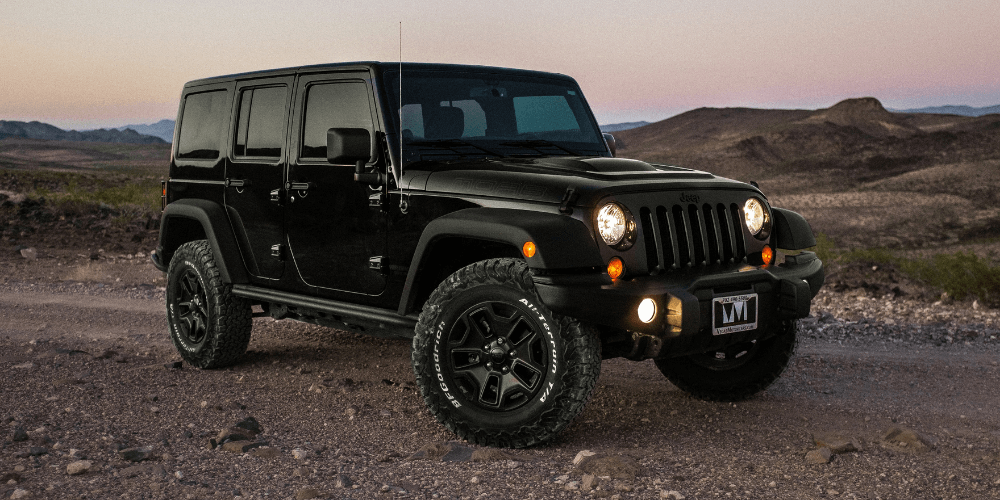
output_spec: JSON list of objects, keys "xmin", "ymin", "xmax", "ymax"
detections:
[{"xmin": 231, "ymin": 284, "xmax": 418, "ymax": 332}]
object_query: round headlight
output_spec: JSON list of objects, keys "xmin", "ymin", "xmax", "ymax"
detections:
[
  {"xmin": 743, "ymin": 197, "xmax": 771, "ymax": 238},
  {"xmin": 596, "ymin": 203, "xmax": 627, "ymax": 246}
]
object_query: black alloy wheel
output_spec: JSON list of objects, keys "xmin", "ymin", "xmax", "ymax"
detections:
[
  {"xmin": 445, "ymin": 300, "xmax": 550, "ymax": 412},
  {"xmin": 175, "ymin": 268, "xmax": 210, "ymax": 347}
]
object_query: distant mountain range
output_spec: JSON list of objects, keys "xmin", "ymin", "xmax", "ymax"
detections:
[
  {"xmin": 887, "ymin": 104, "xmax": 1000, "ymax": 116},
  {"xmin": 600, "ymin": 121, "xmax": 651, "ymax": 133},
  {"xmin": 0, "ymin": 120, "xmax": 167, "ymax": 144},
  {"xmin": 112, "ymin": 119, "xmax": 175, "ymax": 142}
]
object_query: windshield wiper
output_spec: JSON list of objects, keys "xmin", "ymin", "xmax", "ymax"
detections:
[
  {"xmin": 498, "ymin": 139, "xmax": 580, "ymax": 156},
  {"xmin": 407, "ymin": 139, "xmax": 500, "ymax": 157}
]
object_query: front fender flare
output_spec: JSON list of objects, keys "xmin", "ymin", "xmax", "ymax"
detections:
[
  {"xmin": 772, "ymin": 207, "xmax": 817, "ymax": 251},
  {"xmin": 398, "ymin": 208, "xmax": 604, "ymax": 315},
  {"xmin": 154, "ymin": 199, "xmax": 248, "ymax": 284}
]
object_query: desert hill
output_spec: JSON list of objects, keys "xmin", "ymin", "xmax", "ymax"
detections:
[
  {"xmin": 613, "ymin": 98, "xmax": 1000, "ymax": 189},
  {"xmin": 0, "ymin": 120, "xmax": 166, "ymax": 144}
]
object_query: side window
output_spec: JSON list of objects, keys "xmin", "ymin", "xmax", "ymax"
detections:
[
  {"xmin": 234, "ymin": 86, "xmax": 287, "ymax": 158},
  {"xmin": 301, "ymin": 82, "xmax": 373, "ymax": 160},
  {"xmin": 176, "ymin": 90, "xmax": 229, "ymax": 159}
]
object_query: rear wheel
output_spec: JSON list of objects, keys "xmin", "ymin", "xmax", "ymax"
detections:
[
  {"xmin": 166, "ymin": 240, "xmax": 252, "ymax": 369},
  {"xmin": 412, "ymin": 258, "xmax": 601, "ymax": 448},
  {"xmin": 654, "ymin": 321, "xmax": 797, "ymax": 401}
]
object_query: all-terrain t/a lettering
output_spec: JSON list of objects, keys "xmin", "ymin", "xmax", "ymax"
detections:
[{"xmin": 153, "ymin": 61, "xmax": 823, "ymax": 448}]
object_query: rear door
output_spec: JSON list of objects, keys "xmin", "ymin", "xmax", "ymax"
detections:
[
  {"xmin": 224, "ymin": 77, "xmax": 293, "ymax": 281},
  {"xmin": 285, "ymin": 72, "xmax": 388, "ymax": 295}
]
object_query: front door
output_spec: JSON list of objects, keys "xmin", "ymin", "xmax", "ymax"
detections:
[
  {"xmin": 224, "ymin": 77, "xmax": 293, "ymax": 281},
  {"xmin": 285, "ymin": 72, "xmax": 387, "ymax": 295}
]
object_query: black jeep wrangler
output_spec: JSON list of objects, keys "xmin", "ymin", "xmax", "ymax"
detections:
[{"xmin": 152, "ymin": 62, "xmax": 823, "ymax": 448}]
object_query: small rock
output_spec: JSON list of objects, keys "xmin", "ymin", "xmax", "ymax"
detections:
[
  {"xmin": 12, "ymin": 427, "xmax": 28, "ymax": 442},
  {"xmin": 249, "ymin": 447, "xmax": 281, "ymax": 459},
  {"xmin": 661, "ymin": 491, "xmax": 685, "ymax": 500},
  {"xmin": 19, "ymin": 247, "xmax": 37, "ymax": 260},
  {"xmin": 10, "ymin": 488, "xmax": 30, "ymax": 499},
  {"xmin": 882, "ymin": 426, "xmax": 932, "ymax": 452},
  {"xmin": 565, "ymin": 481, "xmax": 580, "ymax": 490},
  {"xmin": 813, "ymin": 433, "xmax": 861, "ymax": 454},
  {"xmin": 295, "ymin": 488, "xmax": 322, "ymax": 500},
  {"xmin": 119, "ymin": 446, "xmax": 153, "ymax": 462},
  {"xmin": 470, "ymin": 476, "xmax": 480, "ymax": 484},
  {"xmin": 805, "ymin": 447, "xmax": 833, "ymax": 464},
  {"xmin": 174, "ymin": 470, "xmax": 184, "ymax": 479},
  {"xmin": 234, "ymin": 416, "xmax": 262, "ymax": 434},
  {"xmin": 573, "ymin": 449, "xmax": 596, "ymax": 466},
  {"xmin": 333, "ymin": 474, "xmax": 353, "ymax": 488},
  {"xmin": 576, "ymin": 454, "xmax": 644, "ymax": 480},
  {"xmin": 28, "ymin": 447, "xmax": 48, "ymax": 457},
  {"xmin": 66, "ymin": 460, "xmax": 93, "ymax": 475},
  {"xmin": 581, "ymin": 473, "xmax": 598, "ymax": 491},
  {"xmin": 292, "ymin": 448, "xmax": 310, "ymax": 460},
  {"xmin": 12, "ymin": 362, "xmax": 35, "ymax": 370}
]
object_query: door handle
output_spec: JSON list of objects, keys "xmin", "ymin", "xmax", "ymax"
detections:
[
  {"xmin": 225, "ymin": 178, "xmax": 251, "ymax": 188},
  {"xmin": 286, "ymin": 182, "xmax": 312, "ymax": 191}
]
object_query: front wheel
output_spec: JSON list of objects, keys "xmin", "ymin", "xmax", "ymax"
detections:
[
  {"xmin": 654, "ymin": 321, "xmax": 797, "ymax": 402},
  {"xmin": 412, "ymin": 258, "xmax": 601, "ymax": 448},
  {"xmin": 166, "ymin": 240, "xmax": 252, "ymax": 369}
]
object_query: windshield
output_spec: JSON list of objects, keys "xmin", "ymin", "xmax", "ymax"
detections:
[{"xmin": 384, "ymin": 70, "xmax": 607, "ymax": 162}]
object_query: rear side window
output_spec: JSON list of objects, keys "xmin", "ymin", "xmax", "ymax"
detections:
[
  {"xmin": 234, "ymin": 86, "xmax": 287, "ymax": 158},
  {"xmin": 176, "ymin": 90, "xmax": 229, "ymax": 160},
  {"xmin": 301, "ymin": 82, "xmax": 373, "ymax": 159}
]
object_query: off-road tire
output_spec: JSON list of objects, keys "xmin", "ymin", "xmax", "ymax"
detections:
[
  {"xmin": 166, "ymin": 240, "xmax": 252, "ymax": 369},
  {"xmin": 654, "ymin": 321, "xmax": 797, "ymax": 402},
  {"xmin": 412, "ymin": 258, "xmax": 601, "ymax": 448}
]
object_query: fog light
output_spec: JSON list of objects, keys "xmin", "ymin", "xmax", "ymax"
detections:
[
  {"xmin": 638, "ymin": 298, "xmax": 656, "ymax": 323},
  {"xmin": 607, "ymin": 257, "xmax": 624, "ymax": 280}
]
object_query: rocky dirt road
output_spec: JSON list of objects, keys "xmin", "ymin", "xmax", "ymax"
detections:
[{"xmin": 2, "ymin": 259, "xmax": 1000, "ymax": 500}]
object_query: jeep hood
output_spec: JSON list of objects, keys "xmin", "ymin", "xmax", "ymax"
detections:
[{"xmin": 406, "ymin": 156, "xmax": 757, "ymax": 206}]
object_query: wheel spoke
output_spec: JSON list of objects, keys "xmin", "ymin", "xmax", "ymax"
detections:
[
  {"xmin": 509, "ymin": 359, "xmax": 543, "ymax": 391},
  {"xmin": 478, "ymin": 372, "xmax": 502, "ymax": 407}
]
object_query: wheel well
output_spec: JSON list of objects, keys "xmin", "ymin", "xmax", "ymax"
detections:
[
  {"xmin": 162, "ymin": 216, "xmax": 207, "ymax": 265},
  {"xmin": 410, "ymin": 237, "xmax": 522, "ymax": 314}
]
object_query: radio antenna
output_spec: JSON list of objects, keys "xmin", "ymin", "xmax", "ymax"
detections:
[{"xmin": 397, "ymin": 21, "xmax": 409, "ymax": 213}]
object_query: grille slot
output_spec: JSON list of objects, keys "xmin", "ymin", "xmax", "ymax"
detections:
[{"xmin": 640, "ymin": 202, "xmax": 747, "ymax": 273}]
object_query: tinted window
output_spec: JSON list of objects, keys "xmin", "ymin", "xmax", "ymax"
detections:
[
  {"xmin": 301, "ymin": 82, "xmax": 373, "ymax": 159},
  {"xmin": 235, "ymin": 86, "xmax": 287, "ymax": 158},
  {"xmin": 177, "ymin": 90, "xmax": 229, "ymax": 160},
  {"xmin": 513, "ymin": 96, "xmax": 579, "ymax": 134}
]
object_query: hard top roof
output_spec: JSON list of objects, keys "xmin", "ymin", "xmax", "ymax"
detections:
[{"xmin": 183, "ymin": 62, "xmax": 574, "ymax": 88}]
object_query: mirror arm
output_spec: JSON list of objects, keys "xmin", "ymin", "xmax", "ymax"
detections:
[{"xmin": 354, "ymin": 160, "xmax": 383, "ymax": 185}]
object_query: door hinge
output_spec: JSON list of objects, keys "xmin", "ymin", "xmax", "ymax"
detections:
[
  {"xmin": 369, "ymin": 192, "xmax": 386, "ymax": 208},
  {"xmin": 271, "ymin": 244, "xmax": 286, "ymax": 260},
  {"xmin": 369, "ymin": 256, "xmax": 384, "ymax": 272}
]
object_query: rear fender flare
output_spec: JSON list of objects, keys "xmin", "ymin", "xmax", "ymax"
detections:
[{"xmin": 155, "ymin": 199, "xmax": 248, "ymax": 284}]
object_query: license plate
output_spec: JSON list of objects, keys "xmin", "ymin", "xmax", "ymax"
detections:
[{"xmin": 712, "ymin": 293, "xmax": 758, "ymax": 335}]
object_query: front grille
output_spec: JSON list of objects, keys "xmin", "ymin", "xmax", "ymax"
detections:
[{"xmin": 639, "ymin": 203, "xmax": 746, "ymax": 273}]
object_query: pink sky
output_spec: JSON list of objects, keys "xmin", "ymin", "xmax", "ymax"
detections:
[{"xmin": 2, "ymin": 0, "xmax": 998, "ymax": 130}]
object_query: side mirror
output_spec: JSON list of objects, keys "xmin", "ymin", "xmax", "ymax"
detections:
[
  {"xmin": 603, "ymin": 133, "xmax": 617, "ymax": 157},
  {"xmin": 327, "ymin": 128, "xmax": 373, "ymax": 164}
]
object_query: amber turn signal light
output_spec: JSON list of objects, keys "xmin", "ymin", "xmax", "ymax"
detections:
[
  {"xmin": 607, "ymin": 257, "xmax": 624, "ymax": 280},
  {"xmin": 522, "ymin": 241, "xmax": 536, "ymax": 258},
  {"xmin": 761, "ymin": 246, "xmax": 773, "ymax": 266}
]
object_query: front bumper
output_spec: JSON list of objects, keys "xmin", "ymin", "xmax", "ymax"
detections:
[{"xmin": 533, "ymin": 252, "xmax": 823, "ymax": 355}]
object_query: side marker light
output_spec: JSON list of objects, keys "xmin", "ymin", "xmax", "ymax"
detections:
[{"xmin": 522, "ymin": 241, "xmax": 536, "ymax": 258}]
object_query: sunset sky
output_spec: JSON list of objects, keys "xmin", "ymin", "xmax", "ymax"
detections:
[{"xmin": 3, "ymin": 0, "xmax": 998, "ymax": 131}]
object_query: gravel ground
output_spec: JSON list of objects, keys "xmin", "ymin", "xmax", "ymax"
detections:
[{"xmin": 2, "ymin": 254, "xmax": 1000, "ymax": 500}]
